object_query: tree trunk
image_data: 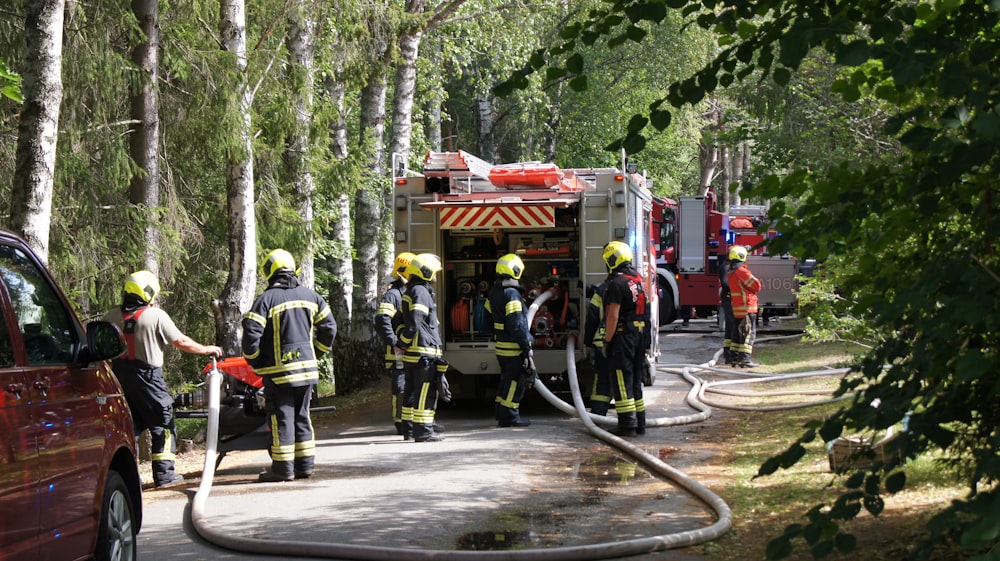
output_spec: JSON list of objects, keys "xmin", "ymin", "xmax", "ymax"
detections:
[
  {"xmin": 476, "ymin": 93, "xmax": 495, "ymax": 162},
  {"xmin": 214, "ymin": 0, "xmax": 257, "ymax": 356},
  {"xmin": 719, "ymin": 143, "xmax": 731, "ymax": 210},
  {"xmin": 321, "ymin": 74, "xmax": 353, "ymax": 346},
  {"xmin": 353, "ymin": 72, "xmax": 386, "ymax": 343},
  {"xmin": 129, "ymin": 0, "xmax": 161, "ymax": 272},
  {"xmin": 285, "ymin": 0, "xmax": 317, "ymax": 288},
  {"xmin": 387, "ymin": 27, "xmax": 421, "ymax": 175},
  {"xmin": 10, "ymin": 0, "xmax": 65, "ymax": 262}
]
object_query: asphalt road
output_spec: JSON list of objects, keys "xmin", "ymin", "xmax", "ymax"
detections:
[{"xmin": 137, "ymin": 321, "xmax": 728, "ymax": 561}]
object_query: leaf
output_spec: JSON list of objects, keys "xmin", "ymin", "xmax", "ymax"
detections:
[
  {"xmin": 622, "ymin": 133, "xmax": 646, "ymax": 154},
  {"xmin": 566, "ymin": 53, "xmax": 585, "ymax": 74},
  {"xmin": 758, "ymin": 455, "xmax": 781, "ymax": 477},
  {"xmin": 810, "ymin": 540, "xmax": 835, "ymax": 558},
  {"xmin": 627, "ymin": 114, "xmax": 649, "ymax": 133},
  {"xmin": 836, "ymin": 39, "xmax": 871, "ymax": 66},
  {"xmin": 773, "ymin": 67, "xmax": 791, "ymax": 86},
  {"xmin": 845, "ymin": 471, "xmax": 865, "ymax": 489},
  {"xmin": 545, "ymin": 67, "xmax": 568, "ymax": 81},
  {"xmin": 626, "ymin": 25, "xmax": 648, "ymax": 43},
  {"xmin": 765, "ymin": 536, "xmax": 793, "ymax": 560},
  {"xmin": 625, "ymin": 2, "xmax": 667, "ymax": 23},
  {"xmin": 820, "ymin": 419, "xmax": 843, "ymax": 442},
  {"xmin": 885, "ymin": 471, "xmax": 906, "ymax": 493},
  {"xmin": 834, "ymin": 532, "xmax": 858, "ymax": 554},
  {"xmin": 569, "ymin": 75, "xmax": 588, "ymax": 92},
  {"xmin": 863, "ymin": 494, "xmax": 884, "ymax": 516},
  {"xmin": 529, "ymin": 50, "xmax": 547, "ymax": 70},
  {"xmin": 650, "ymin": 109, "xmax": 672, "ymax": 130}
]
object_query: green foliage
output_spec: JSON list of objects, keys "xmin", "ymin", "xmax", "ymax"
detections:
[
  {"xmin": 0, "ymin": 57, "xmax": 21, "ymax": 102},
  {"xmin": 508, "ymin": 0, "xmax": 1000, "ymax": 558}
]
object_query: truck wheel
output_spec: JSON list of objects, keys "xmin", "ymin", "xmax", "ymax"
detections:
[
  {"xmin": 95, "ymin": 470, "xmax": 138, "ymax": 561},
  {"xmin": 658, "ymin": 277, "xmax": 677, "ymax": 326}
]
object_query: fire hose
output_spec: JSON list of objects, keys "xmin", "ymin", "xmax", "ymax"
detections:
[{"xmin": 190, "ymin": 288, "xmax": 849, "ymax": 559}]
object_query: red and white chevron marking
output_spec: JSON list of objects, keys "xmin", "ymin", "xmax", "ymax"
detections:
[{"xmin": 439, "ymin": 205, "xmax": 555, "ymax": 229}]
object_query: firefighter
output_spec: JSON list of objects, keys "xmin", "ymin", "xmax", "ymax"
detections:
[
  {"xmin": 583, "ymin": 279, "xmax": 613, "ymax": 416},
  {"xmin": 375, "ymin": 252, "xmax": 415, "ymax": 438},
  {"xmin": 485, "ymin": 253, "xmax": 533, "ymax": 428},
  {"xmin": 398, "ymin": 253, "xmax": 446, "ymax": 442},
  {"xmin": 243, "ymin": 249, "xmax": 337, "ymax": 482},
  {"xmin": 728, "ymin": 246, "xmax": 762, "ymax": 368},
  {"xmin": 718, "ymin": 251, "xmax": 738, "ymax": 365},
  {"xmin": 105, "ymin": 270, "xmax": 223, "ymax": 488},
  {"xmin": 601, "ymin": 241, "xmax": 650, "ymax": 437}
]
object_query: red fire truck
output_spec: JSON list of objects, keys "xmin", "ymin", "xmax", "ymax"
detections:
[
  {"xmin": 652, "ymin": 194, "xmax": 799, "ymax": 326},
  {"xmin": 392, "ymin": 150, "xmax": 660, "ymax": 401}
]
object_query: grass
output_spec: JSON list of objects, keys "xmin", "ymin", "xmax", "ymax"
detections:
[{"xmin": 695, "ymin": 332, "xmax": 970, "ymax": 561}]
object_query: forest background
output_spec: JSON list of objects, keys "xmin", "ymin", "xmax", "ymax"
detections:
[{"xmin": 1, "ymin": 1, "xmax": 998, "ymax": 559}]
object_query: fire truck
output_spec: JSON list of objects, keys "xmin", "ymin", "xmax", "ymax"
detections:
[
  {"xmin": 652, "ymin": 194, "xmax": 799, "ymax": 326},
  {"xmin": 392, "ymin": 150, "xmax": 660, "ymax": 402}
]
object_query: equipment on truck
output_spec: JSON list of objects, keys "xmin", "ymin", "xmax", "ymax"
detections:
[
  {"xmin": 392, "ymin": 150, "xmax": 659, "ymax": 402},
  {"xmin": 652, "ymin": 195, "xmax": 798, "ymax": 326}
]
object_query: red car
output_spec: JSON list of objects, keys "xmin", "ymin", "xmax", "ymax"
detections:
[{"xmin": 0, "ymin": 229, "xmax": 141, "ymax": 561}]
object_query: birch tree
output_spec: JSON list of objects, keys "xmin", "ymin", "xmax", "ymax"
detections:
[
  {"xmin": 212, "ymin": 0, "xmax": 257, "ymax": 355},
  {"xmin": 285, "ymin": 0, "xmax": 317, "ymax": 288},
  {"xmin": 9, "ymin": 0, "xmax": 64, "ymax": 261}
]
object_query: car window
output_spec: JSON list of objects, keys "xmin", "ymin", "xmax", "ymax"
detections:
[
  {"xmin": 0, "ymin": 308, "xmax": 13, "ymax": 368},
  {"xmin": 0, "ymin": 245, "xmax": 75, "ymax": 365}
]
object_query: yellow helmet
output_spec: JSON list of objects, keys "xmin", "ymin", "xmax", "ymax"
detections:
[
  {"xmin": 602, "ymin": 241, "xmax": 633, "ymax": 272},
  {"xmin": 728, "ymin": 245, "xmax": 748, "ymax": 262},
  {"xmin": 393, "ymin": 252, "xmax": 416, "ymax": 280},
  {"xmin": 496, "ymin": 253, "xmax": 525, "ymax": 280},
  {"xmin": 407, "ymin": 253, "xmax": 442, "ymax": 282},
  {"xmin": 123, "ymin": 270, "xmax": 160, "ymax": 304},
  {"xmin": 260, "ymin": 249, "xmax": 297, "ymax": 281}
]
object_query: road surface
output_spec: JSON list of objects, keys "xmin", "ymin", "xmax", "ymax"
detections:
[{"xmin": 137, "ymin": 321, "xmax": 729, "ymax": 561}]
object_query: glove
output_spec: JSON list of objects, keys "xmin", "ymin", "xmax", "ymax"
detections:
[{"xmin": 522, "ymin": 349, "xmax": 533, "ymax": 360}]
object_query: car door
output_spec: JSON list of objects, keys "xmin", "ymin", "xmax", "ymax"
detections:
[
  {"xmin": 0, "ymin": 266, "xmax": 41, "ymax": 561},
  {"xmin": 0, "ymin": 243, "xmax": 103, "ymax": 558}
]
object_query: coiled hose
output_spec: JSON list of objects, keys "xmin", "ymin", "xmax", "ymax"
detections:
[{"xmin": 191, "ymin": 288, "xmax": 853, "ymax": 559}]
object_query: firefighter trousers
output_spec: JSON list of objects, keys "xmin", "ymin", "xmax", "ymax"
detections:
[
  {"xmin": 113, "ymin": 360, "xmax": 179, "ymax": 486},
  {"xmin": 403, "ymin": 357, "xmax": 439, "ymax": 440},
  {"xmin": 264, "ymin": 382, "xmax": 316, "ymax": 478},
  {"xmin": 607, "ymin": 328, "xmax": 645, "ymax": 431},
  {"xmin": 733, "ymin": 313, "xmax": 757, "ymax": 363},
  {"xmin": 721, "ymin": 297, "xmax": 737, "ymax": 362},
  {"xmin": 495, "ymin": 355, "xmax": 527, "ymax": 425},
  {"xmin": 389, "ymin": 366, "xmax": 406, "ymax": 435},
  {"xmin": 589, "ymin": 353, "xmax": 612, "ymax": 416}
]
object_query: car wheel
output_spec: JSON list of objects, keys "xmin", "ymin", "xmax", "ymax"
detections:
[{"xmin": 95, "ymin": 470, "xmax": 137, "ymax": 561}]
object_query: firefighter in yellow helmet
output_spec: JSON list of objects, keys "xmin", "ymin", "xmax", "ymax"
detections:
[
  {"xmin": 600, "ymin": 241, "xmax": 650, "ymax": 437},
  {"xmin": 727, "ymin": 245, "xmax": 762, "ymax": 368},
  {"xmin": 243, "ymin": 249, "xmax": 337, "ymax": 481},
  {"xmin": 104, "ymin": 270, "xmax": 223, "ymax": 488},
  {"xmin": 397, "ymin": 253, "xmax": 446, "ymax": 442},
  {"xmin": 485, "ymin": 253, "xmax": 533, "ymax": 427},
  {"xmin": 374, "ymin": 252, "xmax": 415, "ymax": 437}
]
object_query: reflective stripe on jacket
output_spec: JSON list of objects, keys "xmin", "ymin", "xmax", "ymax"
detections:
[
  {"xmin": 729, "ymin": 263, "xmax": 762, "ymax": 318},
  {"xmin": 242, "ymin": 275, "xmax": 337, "ymax": 386},
  {"xmin": 399, "ymin": 280, "xmax": 442, "ymax": 362},
  {"xmin": 484, "ymin": 278, "xmax": 532, "ymax": 358}
]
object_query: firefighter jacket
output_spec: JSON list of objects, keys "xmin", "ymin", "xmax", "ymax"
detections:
[
  {"xmin": 729, "ymin": 262, "xmax": 762, "ymax": 318},
  {"xmin": 242, "ymin": 273, "xmax": 337, "ymax": 387},
  {"xmin": 484, "ymin": 277, "xmax": 533, "ymax": 359},
  {"xmin": 605, "ymin": 264, "xmax": 649, "ymax": 335},
  {"xmin": 583, "ymin": 278, "xmax": 611, "ymax": 349},
  {"xmin": 375, "ymin": 279, "xmax": 406, "ymax": 368},
  {"xmin": 399, "ymin": 279, "xmax": 443, "ymax": 363}
]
